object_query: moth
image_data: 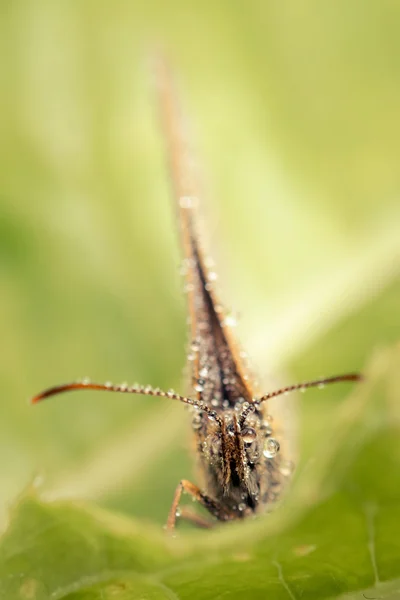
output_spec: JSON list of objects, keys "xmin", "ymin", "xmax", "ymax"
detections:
[{"xmin": 32, "ymin": 59, "xmax": 361, "ymax": 530}]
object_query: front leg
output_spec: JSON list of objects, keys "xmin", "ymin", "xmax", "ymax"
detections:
[{"xmin": 166, "ymin": 479, "xmax": 235, "ymax": 531}]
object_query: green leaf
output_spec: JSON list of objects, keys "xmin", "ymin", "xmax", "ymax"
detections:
[{"xmin": 1, "ymin": 345, "xmax": 399, "ymax": 599}]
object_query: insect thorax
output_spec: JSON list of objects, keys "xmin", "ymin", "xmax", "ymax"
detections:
[{"xmin": 190, "ymin": 403, "xmax": 290, "ymax": 517}]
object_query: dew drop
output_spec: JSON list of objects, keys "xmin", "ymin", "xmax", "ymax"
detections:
[
  {"xmin": 191, "ymin": 340, "xmax": 200, "ymax": 352},
  {"xmin": 208, "ymin": 271, "xmax": 218, "ymax": 282},
  {"xmin": 279, "ymin": 460, "xmax": 295, "ymax": 477},
  {"xmin": 199, "ymin": 367, "xmax": 208, "ymax": 378},
  {"xmin": 194, "ymin": 383, "xmax": 204, "ymax": 392},
  {"xmin": 241, "ymin": 427, "xmax": 257, "ymax": 444},
  {"xmin": 223, "ymin": 314, "xmax": 237, "ymax": 327},
  {"xmin": 82, "ymin": 377, "xmax": 91, "ymax": 385},
  {"xmin": 263, "ymin": 438, "xmax": 280, "ymax": 458},
  {"xmin": 263, "ymin": 425, "xmax": 273, "ymax": 437},
  {"xmin": 187, "ymin": 353, "xmax": 195, "ymax": 361},
  {"xmin": 104, "ymin": 381, "xmax": 112, "ymax": 389},
  {"xmin": 175, "ymin": 507, "xmax": 181, "ymax": 517},
  {"xmin": 179, "ymin": 195, "xmax": 198, "ymax": 209},
  {"xmin": 211, "ymin": 398, "xmax": 219, "ymax": 407},
  {"xmin": 184, "ymin": 257, "xmax": 196, "ymax": 268},
  {"xmin": 192, "ymin": 414, "xmax": 203, "ymax": 430},
  {"xmin": 238, "ymin": 503, "xmax": 246, "ymax": 512}
]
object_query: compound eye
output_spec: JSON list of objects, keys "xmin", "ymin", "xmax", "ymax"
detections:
[{"xmin": 241, "ymin": 427, "xmax": 257, "ymax": 444}]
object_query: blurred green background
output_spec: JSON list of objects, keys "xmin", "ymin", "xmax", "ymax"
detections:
[{"xmin": 0, "ymin": 1, "xmax": 399, "ymax": 530}]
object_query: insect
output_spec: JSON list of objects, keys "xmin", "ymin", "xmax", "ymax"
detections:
[{"xmin": 32, "ymin": 58, "xmax": 362, "ymax": 530}]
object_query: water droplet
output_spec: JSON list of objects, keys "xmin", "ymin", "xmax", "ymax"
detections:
[
  {"xmin": 208, "ymin": 271, "xmax": 218, "ymax": 282},
  {"xmin": 263, "ymin": 425, "xmax": 273, "ymax": 437},
  {"xmin": 105, "ymin": 382, "xmax": 112, "ymax": 389},
  {"xmin": 191, "ymin": 340, "xmax": 200, "ymax": 352},
  {"xmin": 199, "ymin": 367, "xmax": 208, "ymax": 378},
  {"xmin": 179, "ymin": 195, "xmax": 198, "ymax": 209},
  {"xmin": 211, "ymin": 398, "xmax": 219, "ymax": 407},
  {"xmin": 175, "ymin": 507, "xmax": 181, "ymax": 517},
  {"xmin": 241, "ymin": 427, "xmax": 257, "ymax": 444},
  {"xmin": 187, "ymin": 353, "xmax": 195, "ymax": 361},
  {"xmin": 167, "ymin": 389, "xmax": 175, "ymax": 397},
  {"xmin": 205, "ymin": 283, "xmax": 213, "ymax": 291},
  {"xmin": 145, "ymin": 385, "xmax": 153, "ymax": 393},
  {"xmin": 238, "ymin": 503, "xmax": 246, "ymax": 512},
  {"xmin": 223, "ymin": 314, "xmax": 237, "ymax": 327},
  {"xmin": 184, "ymin": 257, "xmax": 195, "ymax": 268},
  {"xmin": 263, "ymin": 438, "xmax": 280, "ymax": 458},
  {"xmin": 194, "ymin": 383, "xmax": 204, "ymax": 392},
  {"xmin": 192, "ymin": 414, "xmax": 203, "ymax": 430},
  {"xmin": 119, "ymin": 382, "xmax": 128, "ymax": 391},
  {"xmin": 222, "ymin": 399, "xmax": 230, "ymax": 409},
  {"xmin": 279, "ymin": 460, "xmax": 295, "ymax": 477},
  {"xmin": 82, "ymin": 377, "xmax": 91, "ymax": 385}
]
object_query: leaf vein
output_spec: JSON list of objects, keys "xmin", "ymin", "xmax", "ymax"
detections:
[{"xmin": 273, "ymin": 560, "xmax": 297, "ymax": 600}]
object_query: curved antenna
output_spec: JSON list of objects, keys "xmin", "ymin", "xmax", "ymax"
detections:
[
  {"xmin": 256, "ymin": 372, "xmax": 362, "ymax": 404},
  {"xmin": 239, "ymin": 372, "xmax": 362, "ymax": 426},
  {"xmin": 31, "ymin": 380, "xmax": 223, "ymax": 426}
]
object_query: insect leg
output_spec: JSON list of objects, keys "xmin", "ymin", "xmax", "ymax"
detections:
[
  {"xmin": 178, "ymin": 507, "xmax": 214, "ymax": 529},
  {"xmin": 166, "ymin": 479, "xmax": 234, "ymax": 530}
]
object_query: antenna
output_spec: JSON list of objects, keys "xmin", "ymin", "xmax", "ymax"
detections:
[{"xmin": 31, "ymin": 380, "xmax": 223, "ymax": 426}]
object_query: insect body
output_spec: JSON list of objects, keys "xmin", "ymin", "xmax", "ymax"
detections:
[{"xmin": 32, "ymin": 59, "xmax": 361, "ymax": 530}]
